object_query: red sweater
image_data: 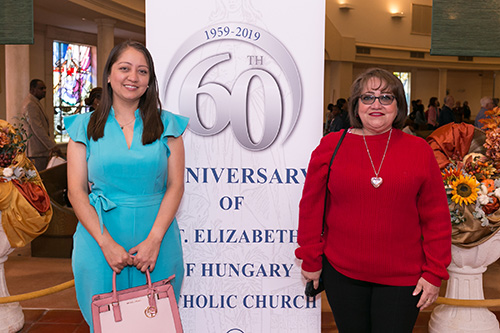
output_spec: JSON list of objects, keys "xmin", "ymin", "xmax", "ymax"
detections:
[{"xmin": 295, "ymin": 129, "xmax": 452, "ymax": 287}]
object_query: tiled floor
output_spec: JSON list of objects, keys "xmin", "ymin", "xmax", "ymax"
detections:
[
  {"xmin": 19, "ymin": 309, "xmax": 89, "ymax": 333},
  {"xmin": 13, "ymin": 294, "xmax": 500, "ymax": 333},
  {"xmin": 15, "ymin": 302, "xmax": 433, "ymax": 333},
  {"xmin": 4, "ymin": 244, "xmax": 500, "ymax": 332}
]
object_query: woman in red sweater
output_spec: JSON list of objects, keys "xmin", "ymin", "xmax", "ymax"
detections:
[{"xmin": 296, "ymin": 68, "xmax": 451, "ymax": 332}]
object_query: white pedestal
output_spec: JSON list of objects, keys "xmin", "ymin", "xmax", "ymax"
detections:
[
  {"xmin": 0, "ymin": 215, "xmax": 24, "ymax": 333},
  {"xmin": 429, "ymin": 230, "xmax": 500, "ymax": 333}
]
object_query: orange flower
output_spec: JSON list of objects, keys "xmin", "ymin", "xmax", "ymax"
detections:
[
  {"xmin": 442, "ymin": 166, "xmax": 462, "ymax": 183},
  {"xmin": 482, "ymin": 179, "xmax": 496, "ymax": 193},
  {"xmin": 483, "ymin": 196, "xmax": 500, "ymax": 215},
  {"xmin": 0, "ymin": 131, "xmax": 10, "ymax": 148}
]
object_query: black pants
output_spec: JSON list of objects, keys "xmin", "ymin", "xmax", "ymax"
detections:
[{"xmin": 322, "ymin": 257, "xmax": 420, "ymax": 333}]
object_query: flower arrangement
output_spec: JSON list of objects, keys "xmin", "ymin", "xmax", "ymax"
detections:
[
  {"xmin": 0, "ymin": 119, "xmax": 52, "ymax": 249},
  {"xmin": 0, "ymin": 119, "xmax": 37, "ymax": 183},
  {"xmin": 442, "ymin": 107, "xmax": 500, "ymax": 227}
]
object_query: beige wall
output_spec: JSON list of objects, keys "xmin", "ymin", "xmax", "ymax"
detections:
[
  {"xmin": 447, "ymin": 70, "xmax": 483, "ymax": 118},
  {"xmin": 2, "ymin": 1, "xmax": 499, "ymax": 128},
  {"xmin": 0, "ymin": 31, "xmax": 48, "ymax": 123},
  {"xmin": 413, "ymin": 69, "xmax": 439, "ymax": 109},
  {"xmin": 327, "ymin": 0, "xmax": 433, "ymax": 50},
  {"xmin": 323, "ymin": 0, "xmax": 500, "ymax": 124},
  {"xmin": 0, "ymin": 46, "xmax": 5, "ymax": 120},
  {"xmin": 324, "ymin": 62, "xmax": 497, "ymax": 121}
]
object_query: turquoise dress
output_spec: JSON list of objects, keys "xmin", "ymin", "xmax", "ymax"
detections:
[{"xmin": 64, "ymin": 109, "xmax": 188, "ymax": 330}]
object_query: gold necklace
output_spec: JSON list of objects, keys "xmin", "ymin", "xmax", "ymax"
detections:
[
  {"xmin": 118, "ymin": 118, "xmax": 135, "ymax": 129},
  {"xmin": 362, "ymin": 128, "xmax": 392, "ymax": 188}
]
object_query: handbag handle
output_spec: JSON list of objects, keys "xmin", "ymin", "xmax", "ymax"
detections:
[
  {"xmin": 321, "ymin": 129, "xmax": 347, "ymax": 235},
  {"xmin": 112, "ymin": 270, "xmax": 153, "ymax": 297},
  {"xmin": 110, "ymin": 270, "xmax": 175, "ymax": 322}
]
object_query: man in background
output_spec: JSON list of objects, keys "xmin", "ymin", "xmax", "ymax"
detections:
[
  {"xmin": 23, "ymin": 79, "xmax": 61, "ymax": 170},
  {"xmin": 475, "ymin": 96, "xmax": 495, "ymax": 129},
  {"xmin": 438, "ymin": 95, "xmax": 456, "ymax": 127},
  {"xmin": 336, "ymin": 98, "xmax": 350, "ymax": 129}
]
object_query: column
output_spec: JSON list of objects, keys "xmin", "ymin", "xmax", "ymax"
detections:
[
  {"xmin": 0, "ymin": 214, "xmax": 24, "ymax": 332},
  {"xmin": 493, "ymin": 71, "xmax": 500, "ymax": 99},
  {"xmin": 438, "ymin": 68, "xmax": 448, "ymax": 105},
  {"xmin": 325, "ymin": 61, "xmax": 353, "ymax": 105},
  {"xmin": 95, "ymin": 18, "xmax": 116, "ymax": 87},
  {"xmin": 429, "ymin": 231, "xmax": 500, "ymax": 333},
  {"xmin": 5, "ymin": 45, "xmax": 29, "ymax": 124}
]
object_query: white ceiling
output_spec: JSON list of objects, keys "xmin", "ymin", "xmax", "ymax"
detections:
[{"xmin": 33, "ymin": 0, "xmax": 145, "ymax": 42}]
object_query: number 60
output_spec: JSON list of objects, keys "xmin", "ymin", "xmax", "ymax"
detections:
[{"xmin": 179, "ymin": 53, "xmax": 283, "ymax": 151}]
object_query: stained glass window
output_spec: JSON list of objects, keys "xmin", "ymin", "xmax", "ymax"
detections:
[
  {"xmin": 393, "ymin": 71, "xmax": 411, "ymax": 114},
  {"xmin": 53, "ymin": 41, "xmax": 96, "ymax": 142}
]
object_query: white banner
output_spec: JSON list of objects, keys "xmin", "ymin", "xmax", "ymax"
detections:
[{"xmin": 147, "ymin": 1, "xmax": 325, "ymax": 332}]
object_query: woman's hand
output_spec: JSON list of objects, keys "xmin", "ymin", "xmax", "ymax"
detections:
[
  {"xmin": 100, "ymin": 238, "xmax": 134, "ymax": 273},
  {"xmin": 302, "ymin": 268, "xmax": 322, "ymax": 289},
  {"xmin": 413, "ymin": 277, "xmax": 440, "ymax": 310},
  {"xmin": 129, "ymin": 237, "xmax": 162, "ymax": 273}
]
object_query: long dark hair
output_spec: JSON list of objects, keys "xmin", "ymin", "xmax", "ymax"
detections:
[
  {"xmin": 348, "ymin": 68, "xmax": 407, "ymax": 130},
  {"xmin": 428, "ymin": 97, "xmax": 438, "ymax": 108},
  {"xmin": 87, "ymin": 40, "xmax": 163, "ymax": 145}
]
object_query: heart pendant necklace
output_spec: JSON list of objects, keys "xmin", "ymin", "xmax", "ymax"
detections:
[{"xmin": 362, "ymin": 128, "xmax": 392, "ymax": 188}]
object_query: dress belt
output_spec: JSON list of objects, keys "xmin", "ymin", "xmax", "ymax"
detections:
[{"xmin": 88, "ymin": 192, "xmax": 164, "ymax": 234}]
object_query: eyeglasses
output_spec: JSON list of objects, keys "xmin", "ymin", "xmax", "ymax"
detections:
[{"xmin": 359, "ymin": 94, "xmax": 396, "ymax": 105}]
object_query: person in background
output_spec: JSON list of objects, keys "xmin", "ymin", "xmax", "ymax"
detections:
[
  {"xmin": 84, "ymin": 87, "xmax": 102, "ymax": 112},
  {"xmin": 438, "ymin": 95, "xmax": 456, "ymax": 127},
  {"xmin": 324, "ymin": 103, "xmax": 334, "ymax": 135},
  {"xmin": 426, "ymin": 97, "xmax": 439, "ymax": 130},
  {"xmin": 296, "ymin": 68, "xmax": 451, "ymax": 332},
  {"xmin": 474, "ymin": 96, "xmax": 495, "ymax": 129},
  {"xmin": 328, "ymin": 104, "xmax": 345, "ymax": 133},
  {"xmin": 336, "ymin": 98, "xmax": 350, "ymax": 129},
  {"xmin": 462, "ymin": 101, "xmax": 471, "ymax": 121},
  {"xmin": 452, "ymin": 100, "xmax": 463, "ymax": 123},
  {"xmin": 65, "ymin": 40, "xmax": 188, "ymax": 330},
  {"xmin": 23, "ymin": 79, "xmax": 62, "ymax": 171},
  {"xmin": 402, "ymin": 117, "xmax": 416, "ymax": 135},
  {"xmin": 326, "ymin": 104, "xmax": 344, "ymax": 134},
  {"xmin": 413, "ymin": 99, "xmax": 426, "ymax": 130}
]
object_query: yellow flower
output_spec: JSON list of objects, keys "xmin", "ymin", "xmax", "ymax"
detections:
[{"xmin": 451, "ymin": 174, "xmax": 479, "ymax": 206}]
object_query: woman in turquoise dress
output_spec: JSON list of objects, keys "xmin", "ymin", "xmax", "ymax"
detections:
[{"xmin": 65, "ymin": 40, "xmax": 188, "ymax": 330}]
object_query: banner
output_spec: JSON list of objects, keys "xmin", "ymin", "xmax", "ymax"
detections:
[
  {"xmin": 147, "ymin": 1, "xmax": 325, "ymax": 332},
  {"xmin": 0, "ymin": 0, "xmax": 33, "ymax": 45},
  {"xmin": 431, "ymin": 0, "xmax": 500, "ymax": 57}
]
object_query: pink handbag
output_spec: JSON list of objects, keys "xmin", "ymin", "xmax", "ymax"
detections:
[{"xmin": 91, "ymin": 271, "xmax": 183, "ymax": 332}]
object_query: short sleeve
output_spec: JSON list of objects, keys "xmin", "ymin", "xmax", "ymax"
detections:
[
  {"xmin": 64, "ymin": 113, "xmax": 92, "ymax": 146},
  {"xmin": 161, "ymin": 110, "xmax": 189, "ymax": 138},
  {"xmin": 160, "ymin": 110, "xmax": 189, "ymax": 157}
]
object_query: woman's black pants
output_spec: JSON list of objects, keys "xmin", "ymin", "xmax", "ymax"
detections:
[{"xmin": 322, "ymin": 256, "xmax": 420, "ymax": 333}]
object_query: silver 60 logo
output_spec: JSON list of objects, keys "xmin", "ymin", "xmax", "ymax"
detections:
[{"xmin": 163, "ymin": 23, "xmax": 302, "ymax": 151}]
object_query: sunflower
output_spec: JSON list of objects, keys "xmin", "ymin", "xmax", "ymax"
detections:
[{"xmin": 451, "ymin": 174, "xmax": 479, "ymax": 206}]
